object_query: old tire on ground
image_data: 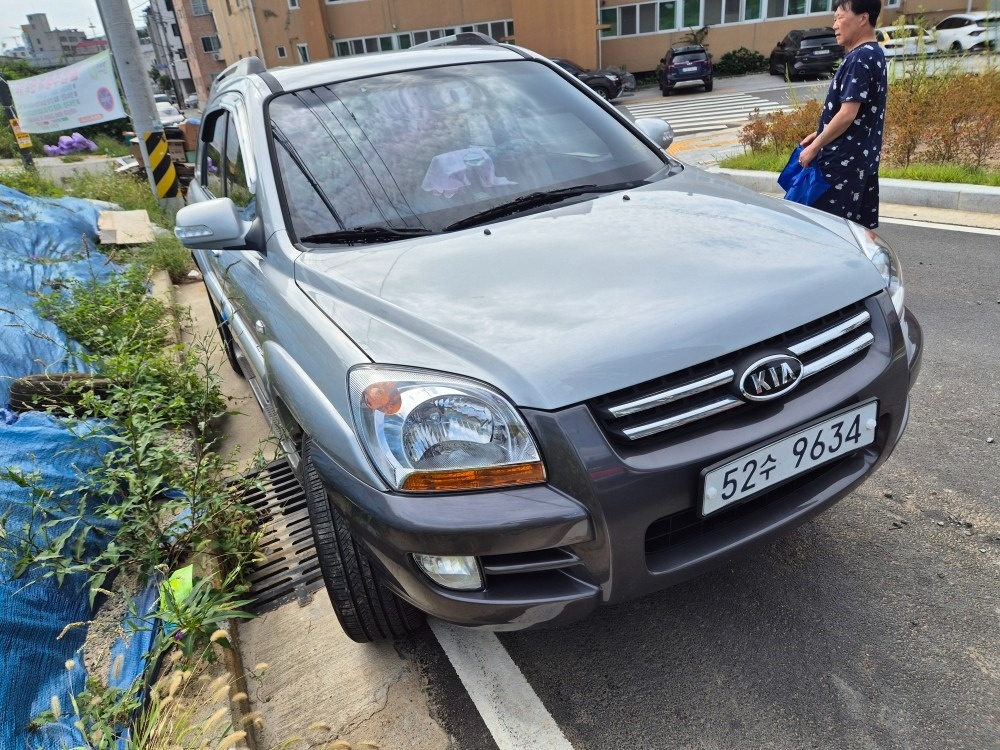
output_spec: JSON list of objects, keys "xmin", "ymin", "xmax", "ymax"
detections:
[
  {"xmin": 205, "ymin": 291, "xmax": 245, "ymax": 378},
  {"xmin": 301, "ymin": 435, "xmax": 425, "ymax": 643}
]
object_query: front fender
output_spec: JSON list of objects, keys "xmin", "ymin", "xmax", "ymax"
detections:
[{"xmin": 262, "ymin": 342, "xmax": 388, "ymax": 491}]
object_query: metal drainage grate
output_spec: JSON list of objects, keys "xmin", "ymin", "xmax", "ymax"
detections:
[{"xmin": 234, "ymin": 457, "xmax": 324, "ymax": 614}]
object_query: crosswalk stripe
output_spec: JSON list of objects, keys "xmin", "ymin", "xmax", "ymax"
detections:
[{"xmin": 623, "ymin": 92, "xmax": 792, "ymax": 136}]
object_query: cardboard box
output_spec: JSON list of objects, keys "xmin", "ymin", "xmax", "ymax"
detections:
[
  {"xmin": 179, "ymin": 121, "xmax": 199, "ymax": 151},
  {"xmin": 166, "ymin": 140, "xmax": 186, "ymax": 162}
]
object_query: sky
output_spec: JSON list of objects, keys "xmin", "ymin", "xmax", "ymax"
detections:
[{"xmin": 0, "ymin": 0, "xmax": 150, "ymax": 50}]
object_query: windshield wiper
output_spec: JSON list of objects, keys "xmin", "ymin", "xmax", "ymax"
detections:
[
  {"xmin": 443, "ymin": 181, "xmax": 647, "ymax": 232},
  {"xmin": 299, "ymin": 226, "xmax": 437, "ymax": 245}
]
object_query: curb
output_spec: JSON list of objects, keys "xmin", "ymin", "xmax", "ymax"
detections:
[{"xmin": 707, "ymin": 167, "xmax": 1000, "ymax": 215}]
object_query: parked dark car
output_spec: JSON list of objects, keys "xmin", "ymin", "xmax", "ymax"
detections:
[
  {"xmin": 769, "ymin": 27, "xmax": 844, "ymax": 78},
  {"xmin": 550, "ymin": 57, "xmax": 625, "ymax": 99},
  {"xmin": 659, "ymin": 44, "xmax": 713, "ymax": 95},
  {"xmin": 175, "ymin": 39, "xmax": 920, "ymax": 643}
]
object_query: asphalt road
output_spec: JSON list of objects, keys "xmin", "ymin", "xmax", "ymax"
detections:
[{"xmin": 415, "ymin": 221, "xmax": 1000, "ymax": 749}]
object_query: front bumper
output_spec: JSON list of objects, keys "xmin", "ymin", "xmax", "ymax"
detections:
[{"xmin": 313, "ymin": 294, "xmax": 921, "ymax": 631}]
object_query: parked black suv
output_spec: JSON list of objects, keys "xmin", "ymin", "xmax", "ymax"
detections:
[
  {"xmin": 769, "ymin": 28, "xmax": 844, "ymax": 78},
  {"xmin": 660, "ymin": 45, "xmax": 713, "ymax": 95},
  {"xmin": 550, "ymin": 58, "xmax": 625, "ymax": 100}
]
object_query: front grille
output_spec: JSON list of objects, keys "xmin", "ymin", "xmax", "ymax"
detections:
[{"xmin": 590, "ymin": 297, "xmax": 876, "ymax": 445}]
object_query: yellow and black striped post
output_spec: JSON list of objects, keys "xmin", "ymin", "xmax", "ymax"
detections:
[{"xmin": 143, "ymin": 130, "xmax": 180, "ymax": 199}]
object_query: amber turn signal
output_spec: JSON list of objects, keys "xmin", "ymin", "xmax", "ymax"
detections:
[{"xmin": 400, "ymin": 461, "xmax": 546, "ymax": 492}]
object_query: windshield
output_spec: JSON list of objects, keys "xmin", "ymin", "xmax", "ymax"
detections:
[{"xmin": 268, "ymin": 60, "xmax": 667, "ymax": 240}]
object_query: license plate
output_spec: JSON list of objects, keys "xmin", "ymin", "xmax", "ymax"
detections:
[
  {"xmin": 701, "ymin": 401, "xmax": 878, "ymax": 516},
  {"xmin": 814, "ymin": 49, "xmax": 830, "ymax": 55},
  {"xmin": 682, "ymin": 66, "xmax": 698, "ymax": 72}
]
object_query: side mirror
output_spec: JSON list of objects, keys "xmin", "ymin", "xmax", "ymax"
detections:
[
  {"xmin": 174, "ymin": 197, "xmax": 260, "ymax": 251},
  {"xmin": 634, "ymin": 117, "xmax": 674, "ymax": 150}
]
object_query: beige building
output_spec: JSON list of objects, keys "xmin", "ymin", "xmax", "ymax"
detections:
[
  {"xmin": 173, "ymin": 0, "xmax": 228, "ymax": 103},
  {"xmin": 202, "ymin": 0, "xmax": 990, "ymax": 82}
]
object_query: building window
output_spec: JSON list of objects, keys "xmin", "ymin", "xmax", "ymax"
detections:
[
  {"xmin": 658, "ymin": 1, "xmax": 677, "ymax": 29},
  {"xmin": 682, "ymin": 0, "xmax": 701, "ymax": 28},
  {"xmin": 289, "ymin": 0, "xmax": 299, "ymax": 8},
  {"xmin": 201, "ymin": 35, "xmax": 221, "ymax": 52},
  {"xmin": 333, "ymin": 19, "xmax": 514, "ymax": 57},
  {"xmin": 277, "ymin": 45, "xmax": 287, "ymax": 58},
  {"xmin": 191, "ymin": 0, "xmax": 210, "ymax": 15},
  {"xmin": 297, "ymin": 42, "xmax": 309, "ymax": 62},
  {"xmin": 744, "ymin": 0, "xmax": 762, "ymax": 20}
]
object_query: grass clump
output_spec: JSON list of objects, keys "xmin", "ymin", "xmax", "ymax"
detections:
[{"xmin": 0, "ymin": 168, "xmax": 64, "ymax": 197}]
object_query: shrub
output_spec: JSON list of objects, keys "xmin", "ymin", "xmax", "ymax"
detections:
[{"xmin": 715, "ymin": 47, "xmax": 769, "ymax": 77}]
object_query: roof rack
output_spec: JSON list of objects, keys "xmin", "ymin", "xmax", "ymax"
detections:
[
  {"xmin": 211, "ymin": 56, "xmax": 266, "ymax": 92},
  {"xmin": 409, "ymin": 31, "xmax": 499, "ymax": 50}
]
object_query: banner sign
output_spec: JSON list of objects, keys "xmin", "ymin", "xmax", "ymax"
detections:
[{"xmin": 8, "ymin": 50, "xmax": 126, "ymax": 134}]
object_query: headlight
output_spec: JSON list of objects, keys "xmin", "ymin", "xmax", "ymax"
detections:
[
  {"xmin": 349, "ymin": 366, "xmax": 545, "ymax": 493},
  {"xmin": 603, "ymin": 73, "xmax": 619, "ymax": 82},
  {"xmin": 850, "ymin": 223, "xmax": 905, "ymax": 318}
]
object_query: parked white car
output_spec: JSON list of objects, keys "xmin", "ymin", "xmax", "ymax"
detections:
[
  {"xmin": 875, "ymin": 25, "xmax": 937, "ymax": 57},
  {"xmin": 155, "ymin": 102, "xmax": 185, "ymax": 127},
  {"xmin": 933, "ymin": 12, "xmax": 998, "ymax": 53},
  {"xmin": 184, "ymin": 93, "xmax": 200, "ymax": 109}
]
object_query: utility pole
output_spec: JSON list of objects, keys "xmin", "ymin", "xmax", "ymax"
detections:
[
  {"xmin": 0, "ymin": 76, "xmax": 34, "ymax": 170},
  {"xmin": 95, "ymin": 0, "xmax": 180, "ymax": 205}
]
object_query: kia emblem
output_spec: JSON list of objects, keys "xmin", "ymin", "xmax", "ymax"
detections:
[{"xmin": 738, "ymin": 354, "xmax": 803, "ymax": 402}]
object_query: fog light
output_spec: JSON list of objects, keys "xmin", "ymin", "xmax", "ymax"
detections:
[{"xmin": 413, "ymin": 554, "xmax": 483, "ymax": 591}]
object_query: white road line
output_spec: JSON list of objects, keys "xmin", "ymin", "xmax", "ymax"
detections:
[
  {"xmin": 881, "ymin": 216, "xmax": 1000, "ymax": 236},
  {"xmin": 429, "ymin": 619, "xmax": 576, "ymax": 750}
]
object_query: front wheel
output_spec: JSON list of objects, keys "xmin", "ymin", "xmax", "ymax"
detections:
[
  {"xmin": 302, "ymin": 436, "xmax": 425, "ymax": 643},
  {"xmin": 594, "ymin": 86, "xmax": 610, "ymax": 100}
]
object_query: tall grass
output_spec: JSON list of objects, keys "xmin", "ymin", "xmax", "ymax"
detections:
[{"xmin": 730, "ymin": 65, "xmax": 1000, "ymax": 181}]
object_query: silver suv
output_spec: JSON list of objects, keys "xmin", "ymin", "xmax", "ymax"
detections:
[{"xmin": 175, "ymin": 39, "xmax": 921, "ymax": 643}]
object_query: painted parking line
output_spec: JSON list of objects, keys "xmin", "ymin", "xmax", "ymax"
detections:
[
  {"xmin": 881, "ymin": 216, "xmax": 1000, "ymax": 236},
  {"xmin": 429, "ymin": 620, "xmax": 576, "ymax": 750}
]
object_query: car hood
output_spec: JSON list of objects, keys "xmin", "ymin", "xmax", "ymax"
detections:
[{"xmin": 294, "ymin": 169, "xmax": 885, "ymax": 409}]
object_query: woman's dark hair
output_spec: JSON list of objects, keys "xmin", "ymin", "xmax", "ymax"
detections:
[{"xmin": 833, "ymin": 0, "xmax": 881, "ymax": 26}]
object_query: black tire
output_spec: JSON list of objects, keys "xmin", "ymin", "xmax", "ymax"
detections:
[
  {"xmin": 769, "ymin": 55, "xmax": 780, "ymax": 75},
  {"xmin": 594, "ymin": 85, "xmax": 611, "ymax": 100},
  {"xmin": 205, "ymin": 291, "xmax": 245, "ymax": 378},
  {"xmin": 951, "ymin": 41, "xmax": 962, "ymax": 53},
  {"xmin": 704, "ymin": 78, "xmax": 713, "ymax": 92},
  {"xmin": 301, "ymin": 436, "xmax": 425, "ymax": 643},
  {"xmin": 662, "ymin": 85, "xmax": 671, "ymax": 96}
]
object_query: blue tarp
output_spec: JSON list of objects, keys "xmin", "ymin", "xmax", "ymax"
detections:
[{"xmin": 0, "ymin": 184, "xmax": 158, "ymax": 748}]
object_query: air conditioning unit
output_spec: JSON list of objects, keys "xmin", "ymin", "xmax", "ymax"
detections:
[{"xmin": 212, "ymin": 51, "xmax": 222, "ymax": 61}]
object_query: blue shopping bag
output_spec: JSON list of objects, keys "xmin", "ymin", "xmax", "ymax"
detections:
[{"xmin": 778, "ymin": 146, "xmax": 830, "ymax": 205}]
